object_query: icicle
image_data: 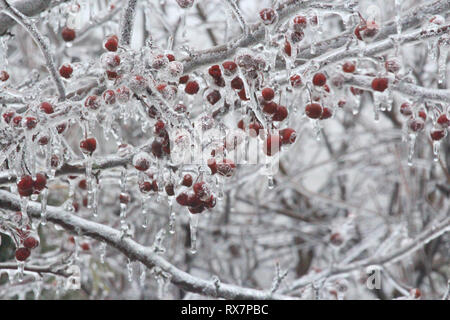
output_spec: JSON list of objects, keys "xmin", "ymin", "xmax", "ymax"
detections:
[
  {"xmin": 119, "ymin": 168, "xmax": 128, "ymax": 233},
  {"xmin": 432, "ymin": 141, "xmax": 440, "ymax": 162},
  {"xmin": 20, "ymin": 197, "xmax": 28, "ymax": 218},
  {"xmin": 267, "ymin": 175, "xmax": 275, "ymax": 190},
  {"xmin": 215, "ymin": 175, "xmax": 224, "ymax": 200},
  {"xmin": 437, "ymin": 42, "xmax": 447, "ymax": 85},
  {"xmin": 189, "ymin": 212, "xmax": 199, "ymax": 254},
  {"xmin": 312, "ymin": 119, "xmax": 322, "ymax": 141},
  {"xmin": 394, "ymin": 0, "xmax": 402, "ymax": 35},
  {"xmin": 100, "ymin": 242, "xmax": 106, "ymax": 264},
  {"xmin": 85, "ymin": 156, "xmax": 93, "ymax": 210},
  {"xmin": 168, "ymin": 197, "xmax": 176, "ymax": 234},
  {"xmin": 139, "ymin": 263, "xmax": 146, "ymax": 287},
  {"xmin": 407, "ymin": 133, "xmax": 416, "ymax": 167},
  {"xmin": 40, "ymin": 189, "xmax": 48, "ymax": 225},
  {"xmin": 127, "ymin": 259, "xmax": 133, "ymax": 282},
  {"xmin": 64, "ymin": 179, "xmax": 76, "ymax": 211},
  {"xmin": 16, "ymin": 261, "xmax": 25, "ymax": 282},
  {"xmin": 141, "ymin": 194, "xmax": 149, "ymax": 229}
]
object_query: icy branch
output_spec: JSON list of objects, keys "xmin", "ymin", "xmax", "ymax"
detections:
[
  {"xmin": 0, "ymin": 262, "xmax": 72, "ymax": 277},
  {"xmin": 0, "ymin": 190, "xmax": 296, "ymax": 300},
  {"xmin": 223, "ymin": 0, "xmax": 249, "ymax": 35},
  {"xmin": 182, "ymin": 0, "xmax": 355, "ymax": 73},
  {"xmin": 284, "ymin": 216, "xmax": 450, "ymax": 293},
  {"xmin": 0, "ymin": 0, "xmax": 66, "ymax": 100},
  {"xmin": 120, "ymin": 0, "xmax": 138, "ymax": 46}
]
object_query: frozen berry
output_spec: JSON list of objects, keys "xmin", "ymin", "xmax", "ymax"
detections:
[
  {"xmin": 40, "ymin": 102, "xmax": 54, "ymax": 114},
  {"xmin": 260, "ymin": 8, "xmax": 277, "ymax": 25},
  {"xmin": 305, "ymin": 103, "xmax": 323, "ymax": 119},
  {"xmin": 312, "ymin": 73, "xmax": 326, "ymax": 86},
  {"xmin": 280, "ymin": 128, "xmax": 297, "ymax": 145},
  {"xmin": 231, "ymin": 77, "xmax": 244, "ymax": 90},
  {"xmin": 33, "ymin": 173, "xmax": 46, "ymax": 191},
  {"xmin": 15, "ymin": 247, "xmax": 31, "ymax": 261},
  {"xmin": 342, "ymin": 62, "xmax": 356, "ymax": 73},
  {"xmin": 0, "ymin": 70, "xmax": 9, "ymax": 81},
  {"xmin": 80, "ymin": 137, "xmax": 97, "ymax": 154},
  {"xmin": 182, "ymin": 174, "xmax": 193, "ymax": 187},
  {"xmin": 24, "ymin": 236, "xmax": 39, "ymax": 249},
  {"xmin": 185, "ymin": 81, "xmax": 199, "ymax": 94},
  {"xmin": 261, "ymin": 87, "xmax": 275, "ymax": 101},
  {"xmin": 371, "ymin": 77, "xmax": 389, "ymax": 92},
  {"xmin": 59, "ymin": 63, "xmax": 73, "ymax": 79},
  {"xmin": 17, "ymin": 175, "xmax": 34, "ymax": 197},
  {"xmin": 61, "ymin": 27, "xmax": 76, "ymax": 42},
  {"xmin": 104, "ymin": 35, "xmax": 118, "ymax": 52}
]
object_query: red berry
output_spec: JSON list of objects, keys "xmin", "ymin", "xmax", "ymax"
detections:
[
  {"xmin": 78, "ymin": 179, "xmax": 87, "ymax": 190},
  {"xmin": 320, "ymin": 107, "xmax": 333, "ymax": 120},
  {"xmin": 238, "ymin": 88, "xmax": 249, "ymax": 101},
  {"xmin": 25, "ymin": 117, "xmax": 38, "ymax": 130},
  {"xmin": 17, "ymin": 175, "xmax": 34, "ymax": 197},
  {"xmin": 104, "ymin": 35, "xmax": 118, "ymax": 52},
  {"xmin": 312, "ymin": 73, "xmax": 327, "ymax": 86},
  {"xmin": 305, "ymin": 103, "xmax": 323, "ymax": 119},
  {"xmin": 273, "ymin": 105, "xmax": 288, "ymax": 122},
  {"xmin": 106, "ymin": 70, "xmax": 118, "ymax": 80},
  {"xmin": 437, "ymin": 114, "xmax": 449, "ymax": 128},
  {"xmin": 204, "ymin": 195, "xmax": 216, "ymax": 209},
  {"xmin": 400, "ymin": 102, "xmax": 412, "ymax": 116},
  {"xmin": 61, "ymin": 27, "xmax": 76, "ymax": 42},
  {"xmin": 0, "ymin": 70, "xmax": 10, "ymax": 81},
  {"xmin": 350, "ymin": 86, "xmax": 364, "ymax": 95},
  {"xmin": 151, "ymin": 140, "xmax": 163, "ymax": 158},
  {"xmin": 185, "ymin": 81, "xmax": 199, "ymax": 94},
  {"xmin": 139, "ymin": 181, "xmax": 152, "ymax": 193},
  {"xmin": 133, "ymin": 154, "xmax": 150, "ymax": 171},
  {"xmin": 59, "ymin": 63, "xmax": 73, "ymax": 79},
  {"xmin": 290, "ymin": 31, "xmax": 304, "ymax": 43},
  {"xmin": 222, "ymin": 61, "xmax": 237, "ymax": 76},
  {"xmin": 231, "ymin": 77, "xmax": 244, "ymax": 90},
  {"xmin": 408, "ymin": 118, "xmax": 425, "ymax": 132},
  {"xmin": 33, "ymin": 173, "xmax": 46, "ymax": 191},
  {"xmin": 263, "ymin": 101, "xmax": 278, "ymax": 114},
  {"xmin": 264, "ymin": 134, "xmax": 281, "ymax": 156},
  {"xmin": 119, "ymin": 193, "xmax": 130, "ymax": 204},
  {"xmin": 290, "ymin": 74, "xmax": 302, "ymax": 87},
  {"xmin": 40, "ymin": 102, "xmax": 54, "ymax": 114},
  {"xmin": 38, "ymin": 135, "xmax": 49, "ymax": 145},
  {"xmin": 237, "ymin": 119, "xmax": 245, "ymax": 130},
  {"xmin": 12, "ymin": 115, "xmax": 22, "ymax": 127},
  {"xmin": 208, "ymin": 65, "xmax": 222, "ymax": 78},
  {"xmin": 102, "ymin": 89, "xmax": 116, "ymax": 104},
  {"xmin": 261, "ymin": 87, "xmax": 275, "ymax": 101},
  {"xmin": 189, "ymin": 205, "xmax": 206, "ymax": 214},
  {"xmin": 280, "ymin": 128, "xmax": 297, "ymax": 145},
  {"xmin": 260, "ymin": 8, "xmax": 277, "ymax": 25},
  {"xmin": 385, "ymin": 59, "xmax": 401, "ymax": 73},
  {"xmin": 56, "ymin": 122, "xmax": 67, "ymax": 134},
  {"xmin": 371, "ymin": 77, "xmax": 389, "ymax": 92},
  {"xmin": 165, "ymin": 184, "xmax": 175, "ymax": 196},
  {"xmin": 418, "ymin": 110, "xmax": 427, "ymax": 121},
  {"xmin": 182, "ymin": 174, "xmax": 193, "ymax": 187},
  {"xmin": 284, "ymin": 40, "xmax": 292, "ymax": 57},
  {"xmin": 80, "ymin": 243, "xmax": 90, "ymax": 251},
  {"xmin": 216, "ymin": 159, "xmax": 236, "ymax": 177},
  {"xmin": 15, "ymin": 247, "xmax": 31, "ymax": 261},
  {"xmin": 3, "ymin": 111, "xmax": 15, "ymax": 123},
  {"xmin": 166, "ymin": 54, "xmax": 176, "ymax": 62},
  {"xmin": 176, "ymin": 192, "xmax": 189, "ymax": 206},
  {"xmin": 430, "ymin": 129, "xmax": 446, "ymax": 141},
  {"xmin": 193, "ymin": 182, "xmax": 210, "ymax": 200},
  {"xmin": 179, "ymin": 75, "xmax": 189, "ymax": 84},
  {"xmin": 85, "ymin": 95, "xmax": 101, "ymax": 110},
  {"xmin": 207, "ymin": 158, "xmax": 218, "ymax": 174},
  {"xmin": 354, "ymin": 23, "xmax": 366, "ymax": 41},
  {"xmin": 24, "ymin": 236, "xmax": 39, "ymax": 249},
  {"xmin": 206, "ymin": 90, "xmax": 221, "ymax": 105},
  {"xmin": 342, "ymin": 62, "xmax": 356, "ymax": 73},
  {"xmin": 293, "ymin": 15, "xmax": 307, "ymax": 29},
  {"xmin": 80, "ymin": 137, "xmax": 97, "ymax": 154}
]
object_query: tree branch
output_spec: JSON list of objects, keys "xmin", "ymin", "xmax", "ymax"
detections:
[{"xmin": 0, "ymin": 190, "xmax": 296, "ymax": 300}]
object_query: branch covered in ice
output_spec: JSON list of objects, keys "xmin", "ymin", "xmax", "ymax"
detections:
[
  {"xmin": 0, "ymin": 190, "xmax": 296, "ymax": 300},
  {"xmin": 284, "ymin": 216, "xmax": 450, "ymax": 293},
  {"xmin": 0, "ymin": 0, "xmax": 66, "ymax": 100},
  {"xmin": 181, "ymin": 0, "xmax": 355, "ymax": 73},
  {"xmin": 120, "ymin": 0, "xmax": 138, "ymax": 46},
  {"xmin": 0, "ymin": 262, "xmax": 72, "ymax": 277}
]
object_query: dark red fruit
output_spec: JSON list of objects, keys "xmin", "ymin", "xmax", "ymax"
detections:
[
  {"xmin": 260, "ymin": 8, "xmax": 277, "ymax": 25},
  {"xmin": 207, "ymin": 158, "xmax": 218, "ymax": 174},
  {"xmin": 182, "ymin": 174, "xmax": 193, "ymax": 187},
  {"xmin": 25, "ymin": 117, "xmax": 37, "ymax": 130},
  {"xmin": 280, "ymin": 128, "xmax": 297, "ymax": 145},
  {"xmin": 103, "ymin": 89, "xmax": 116, "ymax": 104},
  {"xmin": 85, "ymin": 95, "xmax": 100, "ymax": 110},
  {"xmin": 33, "ymin": 173, "xmax": 46, "ymax": 191},
  {"xmin": 400, "ymin": 102, "xmax": 412, "ymax": 116},
  {"xmin": 176, "ymin": 192, "xmax": 189, "ymax": 206},
  {"xmin": 24, "ymin": 236, "xmax": 39, "ymax": 249},
  {"xmin": 272, "ymin": 105, "xmax": 288, "ymax": 121},
  {"xmin": 231, "ymin": 77, "xmax": 244, "ymax": 90},
  {"xmin": 371, "ymin": 77, "xmax": 389, "ymax": 92},
  {"xmin": 206, "ymin": 90, "xmax": 221, "ymax": 105},
  {"xmin": 320, "ymin": 107, "xmax": 333, "ymax": 120},
  {"xmin": 216, "ymin": 159, "xmax": 236, "ymax": 177},
  {"xmin": 40, "ymin": 102, "xmax": 54, "ymax": 114},
  {"xmin": 284, "ymin": 40, "xmax": 292, "ymax": 57},
  {"xmin": 312, "ymin": 73, "xmax": 326, "ymax": 86},
  {"xmin": 17, "ymin": 175, "xmax": 34, "ymax": 197},
  {"xmin": 208, "ymin": 65, "xmax": 222, "ymax": 78},
  {"xmin": 430, "ymin": 129, "xmax": 445, "ymax": 141},
  {"xmin": 263, "ymin": 101, "xmax": 278, "ymax": 114},
  {"xmin": 293, "ymin": 15, "xmax": 307, "ymax": 28},
  {"xmin": 222, "ymin": 61, "xmax": 237, "ymax": 76},
  {"xmin": 437, "ymin": 114, "xmax": 449, "ymax": 128},
  {"xmin": 61, "ymin": 27, "xmax": 76, "ymax": 42},
  {"xmin": 59, "ymin": 63, "xmax": 73, "ymax": 79},
  {"xmin": 290, "ymin": 74, "xmax": 302, "ymax": 88},
  {"xmin": 165, "ymin": 184, "xmax": 175, "ymax": 196},
  {"xmin": 0, "ymin": 70, "xmax": 9, "ymax": 81},
  {"xmin": 104, "ymin": 35, "xmax": 118, "ymax": 52},
  {"xmin": 15, "ymin": 247, "xmax": 31, "ymax": 261},
  {"xmin": 185, "ymin": 81, "xmax": 199, "ymax": 94},
  {"xmin": 80, "ymin": 138, "xmax": 97, "ymax": 154},
  {"xmin": 305, "ymin": 103, "xmax": 323, "ymax": 119},
  {"xmin": 179, "ymin": 75, "xmax": 189, "ymax": 84},
  {"xmin": 342, "ymin": 62, "xmax": 355, "ymax": 73},
  {"xmin": 261, "ymin": 88, "xmax": 275, "ymax": 101}
]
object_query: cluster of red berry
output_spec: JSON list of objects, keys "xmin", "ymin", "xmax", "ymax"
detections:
[
  {"xmin": 176, "ymin": 181, "xmax": 216, "ymax": 214},
  {"xmin": 16, "ymin": 173, "xmax": 47, "ymax": 197}
]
